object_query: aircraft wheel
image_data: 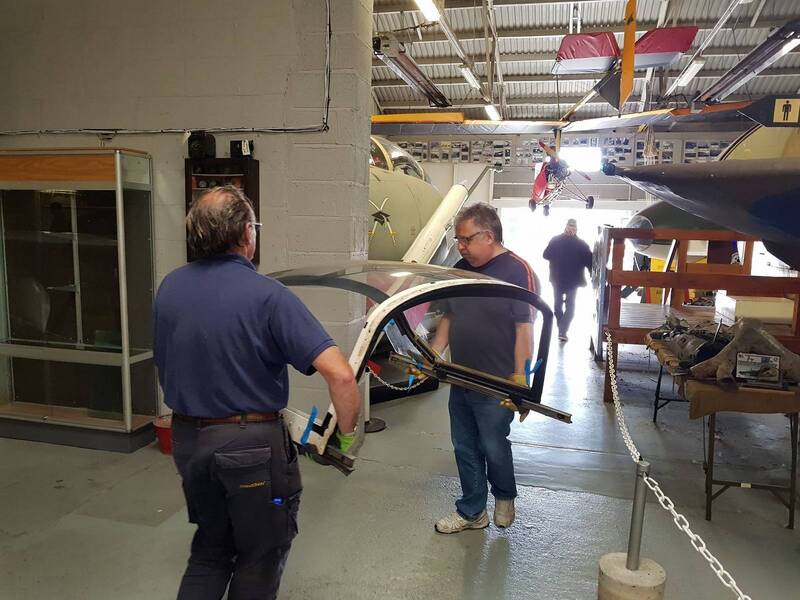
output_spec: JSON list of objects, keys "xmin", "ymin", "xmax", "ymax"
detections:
[
  {"xmin": 586, "ymin": 195, "xmax": 595, "ymax": 209},
  {"xmin": 528, "ymin": 199, "xmax": 537, "ymax": 212},
  {"xmin": 543, "ymin": 205, "xmax": 550, "ymax": 217}
]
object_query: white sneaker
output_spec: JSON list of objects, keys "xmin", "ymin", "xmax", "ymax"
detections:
[
  {"xmin": 434, "ymin": 510, "xmax": 489, "ymax": 534},
  {"xmin": 494, "ymin": 499, "xmax": 515, "ymax": 528}
]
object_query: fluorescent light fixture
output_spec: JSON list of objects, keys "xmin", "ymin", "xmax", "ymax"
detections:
[
  {"xmin": 460, "ymin": 64, "xmax": 482, "ymax": 90},
  {"xmin": 781, "ymin": 37, "xmax": 800, "ymax": 56},
  {"xmin": 674, "ymin": 58, "xmax": 706, "ymax": 88},
  {"xmin": 373, "ymin": 35, "xmax": 451, "ymax": 108},
  {"xmin": 697, "ymin": 19, "xmax": 800, "ymax": 103},
  {"xmin": 484, "ymin": 103, "xmax": 501, "ymax": 120},
  {"xmin": 414, "ymin": 0, "xmax": 441, "ymax": 22},
  {"xmin": 559, "ymin": 147, "xmax": 603, "ymax": 173}
]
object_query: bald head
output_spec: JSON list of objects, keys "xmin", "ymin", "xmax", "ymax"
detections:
[{"xmin": 186, "ymin": 185, "xmax": 256, "ymax": 259}]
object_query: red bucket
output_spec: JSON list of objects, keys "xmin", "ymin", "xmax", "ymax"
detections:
[{"xmin": 154, "ymin": 415, "xmax": 173, "ymax": 455}]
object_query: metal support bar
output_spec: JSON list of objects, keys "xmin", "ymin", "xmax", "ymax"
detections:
[
  {"xmin": 68, "ymin": 193, "xmax": 84, "ymax": 347},
  {"xmin": 652, "ymin": 364, "xmax": 688, "ymax": 423},
  {"xmin": 114, "ymin": 152, "xmax": 133, "ymax": 433},
  {"xmin": 626, "ymin": 460, "xmax": 651, "ymax": 571},
  {"xmin": 665, "ymin": 0, "xmax": 747, "ymax": 96}
]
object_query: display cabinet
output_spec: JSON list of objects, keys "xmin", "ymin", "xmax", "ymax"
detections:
[
  {"xmin": 0, "ymin": 149, "xmax": 157, "ymax": 451},
  {"xmin": 185, "ymin": 157, "xmax": 260, "ymax": 263}
]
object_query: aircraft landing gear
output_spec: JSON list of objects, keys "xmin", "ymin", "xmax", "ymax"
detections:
[
  {"xmin": 528, "ymin": 198, "xmax": 537, "ymax": 212},
  {"xmin": 543, "ymin": 205, "xmax": 550, "ymax": 216},
  {"xmin": 586, "ymin": 195, "xmax": 595, "ymax": 209}
]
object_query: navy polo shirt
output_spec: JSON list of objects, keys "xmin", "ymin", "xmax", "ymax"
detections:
[
  {"xmin": 442, "ymin": 251, "xmax": 538, "ymax": 378},
  {"xmin": 154, "ymin": 254, "xmax": 335, "ymax": 417}
]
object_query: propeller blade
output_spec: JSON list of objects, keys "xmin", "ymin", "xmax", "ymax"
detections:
[
  {"xmin": 574, "ymin": 169, "xmax": 592, "ymax": 181},
  {"xmin": 539, "ymin": 140, "xmax": 559, "ymax": 161}
]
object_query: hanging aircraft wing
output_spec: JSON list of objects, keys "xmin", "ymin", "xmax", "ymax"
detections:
[
  {"xmin": 552, "ymin": 32, "xmax": 620, "ymax": 75},
  {"xmin": 602, "ymin": 158, "xmax": 800, "ymax": 269},
  {"xmin": 632, "ymin": 26, "xmax": 699, "ymax": 70}
]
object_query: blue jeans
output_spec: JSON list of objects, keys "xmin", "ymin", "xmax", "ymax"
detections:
[{"xmin": 449, "ymin": 386, "xmax": 517, "ymax": 520}]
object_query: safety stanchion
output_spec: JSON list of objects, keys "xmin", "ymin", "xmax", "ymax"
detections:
[{"xmin": 598, "ymin": 332, "xmax": 752, "ymax": 600}]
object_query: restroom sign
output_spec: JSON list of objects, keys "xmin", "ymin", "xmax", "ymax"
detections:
[{"xmin": 773, "ymin": 98, "xmax": 800, "ymax": 124}]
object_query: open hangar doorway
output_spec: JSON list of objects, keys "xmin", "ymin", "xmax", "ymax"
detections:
[{"xmin": 498, "ymin": 198, "xmax": 645, "ymax": 348}]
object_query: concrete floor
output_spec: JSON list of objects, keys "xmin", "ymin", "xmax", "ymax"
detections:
[{"xmin": 2, "ymin": 327, "xmax": 800, "ymax": 598}]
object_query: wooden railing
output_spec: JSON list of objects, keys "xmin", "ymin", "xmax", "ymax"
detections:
[{"xmin": 601, "ymin": 228, "xmax": 800, "ymax": 402}]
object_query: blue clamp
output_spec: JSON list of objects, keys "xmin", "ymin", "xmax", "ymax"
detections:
[{"xmin": 300, "ymin": 405, "xmax": 318, "ymax": 446}]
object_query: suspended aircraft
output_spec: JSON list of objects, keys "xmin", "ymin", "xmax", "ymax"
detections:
[
  {"xmin": 529, "ymin": 140, "xmax": 594, "ymax": 215},
  {"xmin": 603, "ymin": 123, "xmax": 800, "ymax": 270}
]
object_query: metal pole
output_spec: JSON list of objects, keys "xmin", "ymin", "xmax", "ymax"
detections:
[
  {"xmin": 114, "ymin": 152, "xmax": 133, "ymax": 433},
  {"xmin": 626, "ymin": 460, "xmax": 651, "ymax": 571}
]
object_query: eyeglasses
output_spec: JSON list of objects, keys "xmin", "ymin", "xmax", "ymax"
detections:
[
  {"xmin": 251, "ymin": 222, "xmax": 263, "ymax": 232},
  {"xmin": 454, "ymin": 230, "xmax": 488, "ymax": 245}
]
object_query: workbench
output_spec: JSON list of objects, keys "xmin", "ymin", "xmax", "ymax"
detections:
[
  {"xmin": 685, "ymin": 381, "xmax": 800, "ymax": 529},
  {"xmin": 645, "ymin": 335, "xmax": 800, "ymax": 528}
]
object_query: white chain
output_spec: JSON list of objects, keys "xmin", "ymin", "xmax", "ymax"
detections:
[
  {"xmin": 605, "ymin": 332, "xmax": 752, "ymax": 600},
  {"xmin": 368, "ymin": 367, "xmax": 429, "ymax": 392}
]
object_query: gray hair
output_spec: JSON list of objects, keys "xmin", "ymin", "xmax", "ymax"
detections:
[
  {"xmin": 455, "ymin": 202, "xmax": 503, "ymax": 244},
  {"xmin": 186, "ymin": 185, "xmax": 255, "ymax": 259}
]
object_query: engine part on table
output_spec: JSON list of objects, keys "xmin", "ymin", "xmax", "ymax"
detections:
[
  {"xmin": 666, "ymin": 333, "xmax": 729, "ymax": 369},
  {"xmin": 691, "ymin": 318, "xmax": 800, "ymax": 389}
]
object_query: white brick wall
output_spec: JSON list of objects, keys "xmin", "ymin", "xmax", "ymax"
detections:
[
  {"xmin": 0, "ymin": 0, "xmax": 373, "ymax": 420},
  {"xmin": 0, "ymin": 0, "xmax": 372, "ymax": 277}
]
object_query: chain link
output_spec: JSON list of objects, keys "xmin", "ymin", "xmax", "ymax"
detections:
[
  {"xmin": 367, "ymin": 367, "xmax": 429, "ymax": 392},
  {"xmin": 604, "ymin": 332, "xmax": 752, "ymax": 600}
]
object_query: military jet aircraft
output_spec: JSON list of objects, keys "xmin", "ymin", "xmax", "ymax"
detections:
[
  {"xmin": 603, "ymin": 123, "xmax": 800, "ymax": 269},
  {"xmin": 368, "ymin": 135, "xmax": 468, "ymax": 265}
]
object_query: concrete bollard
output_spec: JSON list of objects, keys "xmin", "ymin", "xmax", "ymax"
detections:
[{"xmin": 598, "ymin": 552, "xmax": 666, "ymax": 600}]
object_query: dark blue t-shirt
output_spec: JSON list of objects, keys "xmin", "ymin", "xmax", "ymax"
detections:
[
  {"xmin": 154, "ymin": 254, "xmax": 334, "ymax": 417},
  {"xmin": 444, "ymin": 251, "xmax": 538, "ymax": 378}
]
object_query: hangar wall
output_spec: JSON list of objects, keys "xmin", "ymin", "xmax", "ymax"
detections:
[
  {"xmin": 0, "ymin": 0, "xmax": 373, "ymax": 280},
  {"xmin": 0, "ymin": 0, "xmax": 374, "ymax": 418}
]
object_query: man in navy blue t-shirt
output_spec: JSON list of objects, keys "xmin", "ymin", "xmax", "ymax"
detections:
[
  {"xmin": 154, "ymin": 186, "xmax": 360, "ymax": 600},
  {"xmin": 430, "ymin": 203, "xmax": 538, "ymax": 534}
]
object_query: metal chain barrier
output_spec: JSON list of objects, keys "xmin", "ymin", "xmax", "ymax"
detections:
[
  {"xmin": 605, "ymin": 331, "xmax": 752, "ymax": 600},
  {"xmin": 367, "ymin": 366, "xmax": 429, "ymax": 392}
]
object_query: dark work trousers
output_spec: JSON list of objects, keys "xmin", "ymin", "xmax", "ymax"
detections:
[
  {"xmin": 552, "ymin": 285, "xmax": 578, "ymax": 335},
  {"xmin": 171, "ymin": 417, "xmax": 302, "ymax": 600}
]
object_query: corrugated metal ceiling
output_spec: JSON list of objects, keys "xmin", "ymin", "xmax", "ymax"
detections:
[{"xmin": 372, "ymin": 0, "xmax": 800, "ymax": 120}]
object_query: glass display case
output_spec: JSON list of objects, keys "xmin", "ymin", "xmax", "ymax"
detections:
[{"xmin": 0, "ymin": 149, "xmax": 156, "ymax": 450}]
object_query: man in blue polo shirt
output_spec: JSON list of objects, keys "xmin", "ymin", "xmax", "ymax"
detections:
[
  {"xmin": 154, "ymin": 186, "xmax": 360, "ymax": 600},
  {"xmin": 430, "ymin": 203, "xmax": 538, "ymax": 534}
]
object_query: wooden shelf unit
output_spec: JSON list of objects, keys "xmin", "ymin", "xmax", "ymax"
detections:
[
  {"xmin": 600, "ymin": 228, "xmax": 800, "ymax": 402},
  {"xmin": 184, "ymin": 157, "xmax": 260, "ymax": 263}
]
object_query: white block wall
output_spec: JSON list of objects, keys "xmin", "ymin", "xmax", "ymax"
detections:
[
  {"xmin": 0, "ymin": 0, "xmax": 373, "ymax": 418},
  {"xmin": 0, "ymin": 0, "xmax": 373, "ymax": 280}
]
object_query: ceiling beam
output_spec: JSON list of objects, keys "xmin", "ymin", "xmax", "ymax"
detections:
[
  {"xmin": 375, "ymin": 0, "xmax": 632, "ymax": 13},
  {"xmin": 379, "ymin": 93, "xmax": 751, "ymax": 109},
  {"xmin": 372, "ymin": 67, "xmax": 799, "ymax": 87},
  {"xmin": 374, "ymin": 18, "xmax": 786, "ymax": 45},
  {"xmin": 371, "ymin": 45, "xmax": 800, "ymax": 68}
]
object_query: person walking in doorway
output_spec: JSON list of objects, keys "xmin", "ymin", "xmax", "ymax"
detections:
[{"xmin": 543, "ymin": 218, "xmax": 593, "ymax": 342}]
